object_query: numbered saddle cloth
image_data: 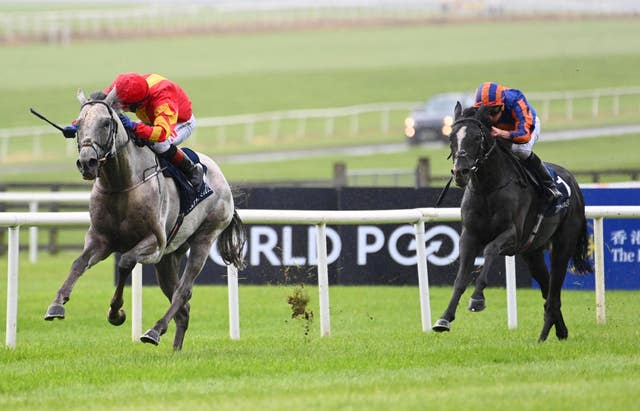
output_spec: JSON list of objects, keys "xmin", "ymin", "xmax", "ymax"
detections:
[{"xmin": 544, "ymin": 165, "xmax": 571, "ymax": 217}]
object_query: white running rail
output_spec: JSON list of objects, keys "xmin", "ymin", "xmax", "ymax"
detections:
[{"xmin": 2, "ymin": 205, "xmax": 640, "ymax": 348}]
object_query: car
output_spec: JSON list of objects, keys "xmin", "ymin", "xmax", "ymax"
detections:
[{"xmin": 404, "ymin": 92, "xmax": 474, "ymax": 145}]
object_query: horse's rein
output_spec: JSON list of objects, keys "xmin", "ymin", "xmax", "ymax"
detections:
[
  {"xmin": 93, "ymin": 163, "xmax": 167, "ymax": 194},
  {"xmin": 78, "ymin": 100, "xmax": 166, "ymax": 194}
]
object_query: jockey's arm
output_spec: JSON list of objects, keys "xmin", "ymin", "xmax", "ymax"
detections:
[{"xmin": 134, "ymin": 102, "xmax": 178, "ymax": 143}]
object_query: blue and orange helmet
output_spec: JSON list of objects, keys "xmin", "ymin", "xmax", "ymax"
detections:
[{"xmin": 474, "ymin": 82, "xmax": 506, "ymax": 108}]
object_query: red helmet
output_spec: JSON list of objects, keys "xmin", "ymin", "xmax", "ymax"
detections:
[
  {"xmin": 473, "ymin": 82, "xmax": 506, "ymax": 107},
  {"xmin": 113, "ymin": 73, "xmax": 148, "ymax": 105}
]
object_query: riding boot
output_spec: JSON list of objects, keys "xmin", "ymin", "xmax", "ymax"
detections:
[
  {"xmin": 161, "ymin": 145, "xmax": 204, "ymax": 191},
  {"xmin": 524, "ymin": 152, "xmax": 562, "ymax": 202}
]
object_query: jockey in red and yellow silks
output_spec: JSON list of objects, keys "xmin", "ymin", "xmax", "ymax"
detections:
[
  {"xmin": 104, "ymin": 73, "xmax": 193, "ymax": 144},
  {"xmin": 103, "ymin": 72, "xmax": 203, "ymax": 191},
  {"xmin": 474, "ymin": 81, "xmax": 561, "ymax": 202}
]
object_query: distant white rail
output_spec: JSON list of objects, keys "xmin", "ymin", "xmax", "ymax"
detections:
[
  {"xmin": 3, "ymin": 87, "xmax": 640, "ymax": 162},
  {"xmin": 2, "ymin": 205, "xmax": 640, "ymax": 348}
]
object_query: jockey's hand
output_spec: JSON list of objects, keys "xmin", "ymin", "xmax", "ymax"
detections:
[
  {"xmin": 491, "ymin": 127, "xmax": 510, "ymax": 140},
  {"xmin": 118, "ymin": 114, "xmax": 137, "ymax": 131},
  {"xmin": 62, "ymin": 125, "xmax": 77, "ymax": 139},
  {"xmin": 131, "ymin": 135, "xmax": 149, "ymax": 147}
]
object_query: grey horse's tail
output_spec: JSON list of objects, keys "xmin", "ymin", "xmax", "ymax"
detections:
[
  {"xmin": 572, "ymin": 217, "xmax": 593, "ymax": 274},
  {"xmin": 217, "ymin": 209, "xmax": 247, "ymax": 270}
]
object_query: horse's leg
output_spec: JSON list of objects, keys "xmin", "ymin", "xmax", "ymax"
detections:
[
  {"xmin": 45, "ymin": 231, "xmax": 111, "ymax": 320},
  {"xmin": 107, "ymin": 235, "xmax": 164, "ymax": 326},
  {"xmin": 152, "ymin": 247, "xmax": 191, "ymax": 351},
  {"xmin": 433, "ymin": 230, "xmax": 482, "ymax": 331},
  {"xmin": 141, "ymin": 236, "xmax": 213, "ymax": 350},
  {"xmin": 521, "ymin": 250, "xmax": 550, "ymax": 300},
  {"xmin": 468, "ymin": 264, "xmax": 488, "ymax": 312},
  {"xmin": 107, "ymin": 251, "xmax": 138, "ymax": 326},
  {"xmin": 435, "ymin": 225, "xmax": 518, "ymax": 332},
  {"xmin": 539, "ymin": 238, "xmax": 572, "ymax": 342}
]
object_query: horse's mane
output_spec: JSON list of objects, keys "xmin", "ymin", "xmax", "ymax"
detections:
[{"xmin": 461, "ymin": 106, "xmax": 478, "ymax": 118}]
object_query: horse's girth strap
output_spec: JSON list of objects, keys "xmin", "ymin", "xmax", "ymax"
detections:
[{"xmin": 166, "ymin": 213, "xmax": 185, "ymax": 249}]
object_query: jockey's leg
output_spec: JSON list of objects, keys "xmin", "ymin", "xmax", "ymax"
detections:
[
  {"xmin": 157, "ymin": 143, "xmax": 203, "ymax": 191},
  {"xmin": 523, "ymin": 152, "xmax": 562, "ymax": 202},
  {"xmin": 513, "ymin": 116, "xmax": 561, "ymax": 202}
]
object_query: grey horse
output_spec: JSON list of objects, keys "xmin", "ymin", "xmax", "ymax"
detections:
[{"xmin": 44, "ymin": 87, "xmax": 245, "ymax": 350}]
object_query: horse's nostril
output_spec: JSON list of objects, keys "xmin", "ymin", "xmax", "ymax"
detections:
[
  {"xmin": 460, "ymin": 169, "xmax": 470, "ymax": 176},
  {"xmin": 88, "ymin": 158, "xmax": 98, "ymax": 168}
]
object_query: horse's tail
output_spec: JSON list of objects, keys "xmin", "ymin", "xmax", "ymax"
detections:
[
  {"xmin": 217, "ymin": 209, "xmax": 246, "ymax": 270},
  {"xmin": 572, "ymin": 216, "xmax": 593, "ymax": 274}
]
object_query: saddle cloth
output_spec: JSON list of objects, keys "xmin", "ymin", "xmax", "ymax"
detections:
[
  {"xmin": 543, "ymin": 165, "xmax": 570, "ymax": 217},
  {"xmin": 160, "ymin": 147, "xmax": 214, "ymax": 216},
  {"xmin": 519, "ymin": 163, "xmax": 570, "ymax": 217}
]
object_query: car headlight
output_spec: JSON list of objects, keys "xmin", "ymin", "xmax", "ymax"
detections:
[
  {"xmin": 404, "ymin": 117, "xmax": 415, "ymax": 128},
  {"xmin": 405, "ymin": 127, "xmax": 416, "ymax": 138},
  {"xmin": 443, "ymin": 115, "xmax": 454, "ymax": 126}
]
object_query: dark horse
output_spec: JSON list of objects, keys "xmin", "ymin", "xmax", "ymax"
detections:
[
  {"xmin": 432, "ymin": 103, "xmax": 592, "ymax": 342},
  {"xmin": 44, "ymin": 88, "xmax": 246, "ymax": 350}
]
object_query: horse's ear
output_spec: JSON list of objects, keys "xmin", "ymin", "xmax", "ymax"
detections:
[
  {"xmin": 454, "ymin": 101, "xmax": 463, "ymax": 120},
  {"xmin": 104, "ymin": 87, "xmax": 119, "ymax": 107},
  {"xmin": 77, "ymin": 89, "xmax": 87, "ymax": 105},
  {"xmin": 476, "ymin": 104, "xmax": 491, "ymax": 126}
]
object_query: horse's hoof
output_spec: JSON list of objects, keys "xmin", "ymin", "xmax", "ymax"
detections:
[
  {"xmin": 432, "ymin": 319, "xmax": 451, "ymax": 332},
  {"xmin": 140, "ymin": 329, "xmax": 160, "ymax": 346},
  {"xmin": 468, "ymin": 298, "xmax": 486, "ymax": 312},
  {"xmin": 44, "ymin": 304, "xmax": 65, "ymax": 321},
  {"xmin": 107, "ymin": 309, "xmax": 126, "ymax": 326}
]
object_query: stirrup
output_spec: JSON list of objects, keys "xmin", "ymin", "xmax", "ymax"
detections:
[{"xmin": 546, "ymin": 186, "xmax": 562, "ymax": 202}]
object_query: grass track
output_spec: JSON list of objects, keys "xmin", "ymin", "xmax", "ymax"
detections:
[{"xmin": 0, "ymin": 252, "xmax": 639, "ymax": 410}]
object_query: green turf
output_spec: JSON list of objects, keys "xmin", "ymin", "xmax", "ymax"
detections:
[{"xmin": 0, "ymin": 251, "xmax": 639, "ymax": 410}]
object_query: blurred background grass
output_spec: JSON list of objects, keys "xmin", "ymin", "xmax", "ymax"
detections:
[
  {"xmin": 1, "ymin": 17, "xmax": 639, "ymax": 185},
  {"xmin": 3, "ymin": 19, "xmax": 639, "ymax": 127}
]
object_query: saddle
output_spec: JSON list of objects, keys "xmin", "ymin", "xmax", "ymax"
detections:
[
  {"xmin": 157, "ymin": 148, "xmax": 214, "ymax": 248},
  {"xmin": 159, "ymin": 147, "xmax": 213, "ymax": 216},
  {"xmin": 495, "ymin": 141, "xmax": 571, "ymax": 252},
  {"xmin": 497, "ymin": 142, "xmax": 569, "ymax": 217}
]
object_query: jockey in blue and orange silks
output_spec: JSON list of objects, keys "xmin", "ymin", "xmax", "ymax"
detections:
[{"xmin": 474, "ymin": 81, "xmax": 561, "ymax": 202}]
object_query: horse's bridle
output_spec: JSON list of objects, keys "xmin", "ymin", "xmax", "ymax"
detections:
[
  {"xmin": 77, "ymin": 100, "xmax": 121, "ymax": 163},
  {"xmin": 450, "ymin": 117, "xmax": 497, "ymax": 173},
  {"xmin": 77, "ymin": 100, "xmax": 165, "ymax": 194}
]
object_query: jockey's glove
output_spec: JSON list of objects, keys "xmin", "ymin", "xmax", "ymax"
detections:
[
  {"xmin": 62, "ymin": 125, "xmax": 77, "ymax": 139},
  {"xmin": 118, "ymin": 114, "xmax": 137, "ymax": 131}
]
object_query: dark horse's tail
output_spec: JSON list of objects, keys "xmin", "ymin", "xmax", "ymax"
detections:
[
  {"xmin": 217, "ymin": 209, "xmax": 247, "ymax": 270},
  {"xmin": 573, "ymin": 214, "xmax": 594, "ymax": 275}
]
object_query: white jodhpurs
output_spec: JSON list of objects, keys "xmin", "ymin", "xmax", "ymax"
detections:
[
  {"xmin": 150, "ymin": 114, "xmax": 197, "ymax": 155},
  {"xmin": 511, "ymin": 116, "xmax": 541, "ymax": 160}
]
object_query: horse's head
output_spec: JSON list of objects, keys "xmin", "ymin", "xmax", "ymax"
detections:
[
  {"xmin": 448, "ymin": 102, "xmax": 494, "ymax": 187},
  {"xmin": 74, "ymin": 88, "xmax": 125, "ymax": 180}
]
